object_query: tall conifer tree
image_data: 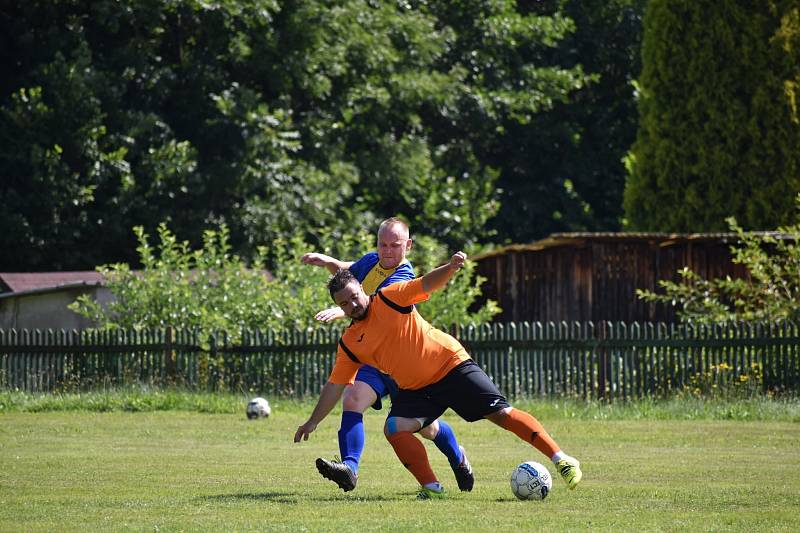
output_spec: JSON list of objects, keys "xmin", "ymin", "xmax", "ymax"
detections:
[{"xmin": 624, "ymin": 1, "xmax": 800, "ymax": 231}]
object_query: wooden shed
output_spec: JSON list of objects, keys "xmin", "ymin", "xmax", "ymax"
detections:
[{"xmin": 472, "ymin": 232, "xmax": 758, "ymax": 323}]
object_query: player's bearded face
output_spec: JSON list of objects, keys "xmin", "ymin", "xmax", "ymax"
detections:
[{"xmin": 333, "ymin": 282, "xmax": 370, "ymax": 320}]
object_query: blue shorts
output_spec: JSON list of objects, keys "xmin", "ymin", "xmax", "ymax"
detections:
[
  {"xmin": 356, "ymin": 365, "xmax": 399, "ymax": 410},
  {"xmin": 388, "ymin": 360, "xmax": 510, "ymax": 425}
]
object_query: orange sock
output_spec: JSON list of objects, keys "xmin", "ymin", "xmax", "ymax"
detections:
[
  {"xmin": 498, "ymin": 408, "xmax": 560, "ymax": 460},
  {"xmin": 386, "ymin": 432, "xmax": 438, "ymax": 486}
]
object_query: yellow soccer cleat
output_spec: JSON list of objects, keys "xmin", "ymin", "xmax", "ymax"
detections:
[
  {"xmin": 556, "ymin": 456, "xmax": 582, "ymax": 489},
  {"xmin": 416, "ymin": 485, "xmax": 447, "ymax": 500}
]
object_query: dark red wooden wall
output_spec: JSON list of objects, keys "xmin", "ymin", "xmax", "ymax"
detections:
[{"xmin": 473, "ymin": 233, "xmax": 752, "ymax": 323}]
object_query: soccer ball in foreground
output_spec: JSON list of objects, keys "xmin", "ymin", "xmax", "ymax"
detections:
[
  {"xmin": 246, "ymin": 397, "xmax": 271, "ymax": 419},
  {"xmin": 510, "ymin": 461, "xmax": 552, "ymax": 501}
]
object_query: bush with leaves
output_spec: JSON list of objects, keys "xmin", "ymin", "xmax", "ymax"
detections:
[
  {"xmin": 69, "ymin": 224, "xmax": 331, "ymax": 340},
  {"xmin": 637, "ymin": 196, "xmax": 800, "ymax": 323},
  {"xmin": 70, "ymin": 223, "xmax": 500, "ymax": 338},
  {"xmin": 408, "ymin": 235, "xmax": 501, "ymax": 328},
  {"xmin": 306, "ymin": 230, "xmax": 500, "ymax": 328}
]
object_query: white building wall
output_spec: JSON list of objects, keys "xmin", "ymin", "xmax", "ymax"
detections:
[{"xmin": 0, "ymin": 287, "xmax": 113, "ymax": 330}]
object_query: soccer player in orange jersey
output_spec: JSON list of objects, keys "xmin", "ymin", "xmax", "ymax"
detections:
[
  {"xmin": 294, "ymin": 251, "xmax": 583, "ymax": 498},
  {"xmin": 300, "ymin": 218, "xmax": 472, "ymax": 494}
]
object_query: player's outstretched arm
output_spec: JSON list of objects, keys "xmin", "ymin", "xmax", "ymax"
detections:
[
  {"xmin": 421, "ymin": 251, "xmax": 466, "ymax": 294},
  {"xmin": 293, "ymin": 381, "xmax": 346, "ymax": 442},
  {"xmin": 300, "ymin": 252, "xmax": 354, "ymax": 275}
]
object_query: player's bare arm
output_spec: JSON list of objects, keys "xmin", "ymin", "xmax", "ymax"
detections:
[
  {"xmin": 294, "ymin": 381, "xmax": 346, "ymax": 442},
  {"xmin": 314, "ymin": 306, "xmax": 346, "ymax": 322},
  {"xmin": 421, "ymin": 251, "xmax": 467, "ymax": 294},
  {"xmin": 302, "ymin": 253, "xmax": 353, "ymax": 322},
  {"xmin": 300, "ymin": 252, "xmax": 354, "ymax": 275}
]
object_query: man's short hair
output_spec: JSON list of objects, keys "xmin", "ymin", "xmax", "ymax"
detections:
[
  {"xmin": 378, "ymin": 216, "xmax": 409, "ymax": 237},
  {"xmin": 328, "ymin": 269, "xmax": 359, "ymax": 300}
]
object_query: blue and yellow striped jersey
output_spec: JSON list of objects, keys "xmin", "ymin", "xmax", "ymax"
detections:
[{"xmin": 348, "ymin": 252, "xmax": 415, "ymax": 294}]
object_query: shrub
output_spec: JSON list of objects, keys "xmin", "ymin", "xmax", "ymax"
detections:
[
  {"xmin": 69, "ymin": 224, "xmax": 331, "ymax": 339},
  {"xmin": 637, "ymin": 195, "xmax": 800, "ymax": 323},
  {"xmin": 70, "ymin": 223, "xmax": 499, "ymax": 338}
]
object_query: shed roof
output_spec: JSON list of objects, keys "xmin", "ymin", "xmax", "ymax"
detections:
[
  {"xmin": 0, "ymin": 269, "xmax": 273, "ymax": 299},
  {"xmin": 0, "ymin": 272, "xmax": 105, "ymax": 294},
  {"xmin": 472, "ymin": 231, "xmax": 789, "ymax": 260}
]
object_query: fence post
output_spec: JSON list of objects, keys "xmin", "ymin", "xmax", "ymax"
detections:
[
  {"xmin": 165, "ymin": 327, "xmax": 176, "ymax": 383},
  {"xmin": 597, "ymin": 321, "xmax": 609, "ymax": 400},
  {"xmin": 209, "ymin": 332, "xmax": 218, "ymax": 392}
]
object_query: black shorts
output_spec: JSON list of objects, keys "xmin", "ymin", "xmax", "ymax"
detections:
[{"xmin": 387, "ymin": 360, "xmax": 510, "ymax": 425}]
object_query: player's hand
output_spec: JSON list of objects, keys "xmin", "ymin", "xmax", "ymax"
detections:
[
  {"xmin": 301, "ymin": 253, "xmax": 327, "ymax": 267},
  {"xmin": 449, "ymin": 251, "xmax": 467, "ymax": 271},
  {"xmin": 315, "ymin": 306, "xmax": 346, "ymax": 322},
  {"xmin": 294, "ymin": 420, "xmax": 317, "ymax": 442}
]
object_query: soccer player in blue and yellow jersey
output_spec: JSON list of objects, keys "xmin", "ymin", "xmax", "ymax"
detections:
[
  {"xmin": 295, "ymin": 251, "xmax": 582, "ymax": 499},
  {"xmin": 300, "ymin": 218, "xmax": 472, "ymax": 493}
]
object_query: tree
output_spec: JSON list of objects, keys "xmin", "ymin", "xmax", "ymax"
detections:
[
  {"xmin": 488, "ymin": 0, "xmax": 646, "ymax": 242},
  {"xmin": 624, "ymin": 1, "xmax": 800, "ymax": 232},
  {"xmin": 273, "ymin": 0, "xmax": 588, "ymax": 249},
  {"xmin": 0, "ymin": 0, "xmax": 344, "ymax": 270},
  {"xmin": 637, "ymin": 195, "xmax": 800, "ymax": 323},
  {"xmin": 0, "ymin": 0, "xmax": 589, "ymax": 270}
]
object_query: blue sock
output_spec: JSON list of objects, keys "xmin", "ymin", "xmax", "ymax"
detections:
[
  {"xmin": 432, "ymin": 420, "xmax": 462, "ymax": 468},
  {"xmin": 338, "ymin": 411, "xmax": 365, "ymax": 474}
]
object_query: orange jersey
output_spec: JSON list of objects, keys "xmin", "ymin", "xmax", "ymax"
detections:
[{"xmin": 329, "ymin": 278, "xmax": 470, "ymax": 390}]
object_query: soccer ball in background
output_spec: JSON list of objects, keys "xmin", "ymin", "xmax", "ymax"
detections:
[
  {"xmin": 510, "ymin": 461, "xmax": 552, "ymax": 501},
  {"xmin": 246, "ymin": 397, "xmax": 271, "ymax": 419}
]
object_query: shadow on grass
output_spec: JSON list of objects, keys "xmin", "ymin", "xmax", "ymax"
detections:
[{"xmin": 198, "ymin": 492, "xmax": 400, "ymax": 504}]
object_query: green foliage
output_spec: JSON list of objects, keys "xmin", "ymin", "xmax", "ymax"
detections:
[
  {"xmin": 678, "ymin": 362, "xmax": 766, "ymax": 401},
  {"xmin": 277, "ymin": 0, "xmax": 589, "ymax": 249},
  {"xmin": 297, "ymin": 229, "xmax": 500, "ymax": 327},
  {"xmin": 489, "ymin": 0, "xmax": 645, "ymax": 242},
  {"xmin": 409, "ymin": 235, "xmax": 501, "ymax": 328},
  {"xmin": 637, "ymin": 196, "xmax": 800, "ymax": 323},
  {"xmin": 0, "ymin": 49, "xmax": 133, "ymax": 268},
  {"xmin": 0, "ymin": 0, "xmax": 587, "ymax": 270},
  {"xmin": 69, "ymin": 222, "xmax": 498, "ymax": 337},
  {"xmin": 2, "ymin": 410, "xmax": 800, "ymax": 531},
  {"xmin": 624, "ymin": 0, "xmax": 800, "ymax": 231},
  {"xmin": 69, "ymin": 223, "xmax": 331, "ymax": 337}
]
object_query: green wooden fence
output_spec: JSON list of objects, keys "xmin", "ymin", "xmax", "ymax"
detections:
[{"xmin": 1, "ymin": 322, "xmax": 799, "ymax": 398}]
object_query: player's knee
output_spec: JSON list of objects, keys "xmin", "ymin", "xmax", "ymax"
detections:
[
  {"xmin": 342, "ymin": 383, "xmax": 377, "ymax": 412},
  {"xmin": 418, "ymin": 419, "xmax": 439, "ymax": 440},
  {"xmin": 384, "ymin": 417, "xmax": 399, "ymax": 437},
  {"xmin": 384, "ymin": 416, "xmax": 421, "ymax": 437},
  {"xmin": 486, "ymin": 406, "xmax": 512, "ymax": 424}
]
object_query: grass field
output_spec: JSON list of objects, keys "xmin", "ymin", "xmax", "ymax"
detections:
[{"xmin": 1, "ymin": 397, "xmax": 799, "ymax": 532}]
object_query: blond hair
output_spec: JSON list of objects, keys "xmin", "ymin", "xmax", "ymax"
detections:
[{"xmin": 378, "ymin": 217, "xmax": 410, "ymax": 237}]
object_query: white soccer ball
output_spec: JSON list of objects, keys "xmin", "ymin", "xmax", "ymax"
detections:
[
  {"xmin": 510, "ymin": 461, "xmax": 552, "ymax": 501},
  {"xmin": 246, "ymin": 397, "xmax": 271, "ymax": 419}
]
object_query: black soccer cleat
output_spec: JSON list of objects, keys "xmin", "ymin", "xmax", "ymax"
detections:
[
  {"xmin": 316, "ymin": 457, "xmax": 358, "ymax": 492},
  {"xmin": 452, "ymin": 445, "xmax": 474, "ymax": 492}
]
